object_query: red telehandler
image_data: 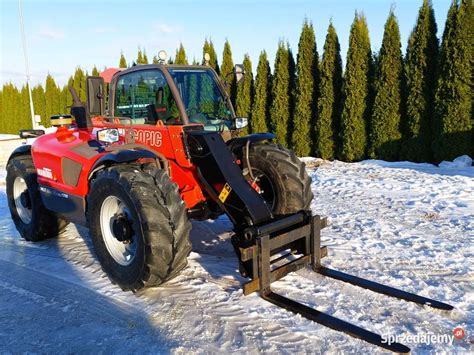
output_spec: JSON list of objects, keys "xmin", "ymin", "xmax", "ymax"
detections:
[{"xmin": 7, "ymin": 62, "xmax": 452, "ymax": 352}]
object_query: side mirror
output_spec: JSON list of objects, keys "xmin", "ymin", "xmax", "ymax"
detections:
[
  {"xmin": 19, "ymin": 129, "xmax": 45, "ymax": 139},
  {"xmin": 235, "ymin": 117, "xmax": 248, "ymax": 129},
  {"xmin": 86, "ymin": 76, "xmax": 105, "ymax": 116},
  {"xmin": 234, "ymin": 64, "xmax": 245, "ymax": 83}
]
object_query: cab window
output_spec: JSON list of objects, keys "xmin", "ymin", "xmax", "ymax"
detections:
[{"xmin": 114, "ymin": 69, "xmax": 180, "ymax": 125}]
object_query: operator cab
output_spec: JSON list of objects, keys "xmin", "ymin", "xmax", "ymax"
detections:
[{"xmin": 94, "ymin": 63, "xmax": 243, "ymax": 134}]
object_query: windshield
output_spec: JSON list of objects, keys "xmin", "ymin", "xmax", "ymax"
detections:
[{"xmin": 168, "ymin": 68, "xmax": 233, "ymax": 132}]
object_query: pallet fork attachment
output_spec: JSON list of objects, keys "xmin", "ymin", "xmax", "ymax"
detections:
[
  {"xmin": 185, "ymin": 131, "xmax": 452, "ymax": 352},
  {"xmin": 237, "ymin": 214, "xmax": 453, "ymax": 353}
]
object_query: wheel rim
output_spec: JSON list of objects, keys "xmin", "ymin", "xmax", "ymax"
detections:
[
  {"xmin": 252, "ymin": 168, "xmax": 277, "ymax": 211},
  {"xmin": 100, "ymin": 195, "xmax": 137, "ymax": 266},
  {"xmin": 13, "ymin": 176, "xmax": 32, "ymax": 224}
]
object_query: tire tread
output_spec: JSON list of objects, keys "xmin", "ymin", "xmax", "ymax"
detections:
[{"xmin": 88, "ymin": 163, "xmax": 191, "ymax": 292}]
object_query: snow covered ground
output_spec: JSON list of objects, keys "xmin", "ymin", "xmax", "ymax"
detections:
[{"xmin": 0, "ymin": 159, "xmax": 472, "ymax": 353}]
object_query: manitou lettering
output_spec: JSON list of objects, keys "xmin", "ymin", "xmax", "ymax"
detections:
[{"xmin": 133, "ymin": 129, "xmax": 162, "ymax": 147}]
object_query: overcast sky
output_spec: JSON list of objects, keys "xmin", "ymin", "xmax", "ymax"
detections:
[{"xmin": 1, "ymin": 0, "xmax": 450, "ymax": 88}]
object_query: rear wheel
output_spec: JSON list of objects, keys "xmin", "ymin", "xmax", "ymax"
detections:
[
  {"xmin": 247, "ymin": 143, "xmax": 313, "ymax": 215},
  {"xmin": 237, "ymin": 143, "xmax": 314, "ymax": 277},
  {"xmin": 6, "ymin": 155, "xmax": 68, "ymax": 241},
  {"xmin": 87, "ymin": 164, "xmax": 192, "ymax": 292}
]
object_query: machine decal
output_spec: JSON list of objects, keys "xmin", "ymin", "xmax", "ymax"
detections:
[
  {"xmin": 37, "ymin": 167, "xmax": 54, "ymax": 179},
  {"xmin": 218, "ymin": 183, "xmax": 232, "ymax": 203},
  {"xmin": 133, "ymin": 129, "xmax": 162, "ymax": 147}
]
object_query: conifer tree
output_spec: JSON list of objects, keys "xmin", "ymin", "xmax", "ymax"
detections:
[
  {"xmin": 72, "ymin": 67, "xmax": 87, "ymax": 102},
  {"xmin": 152, "ymin": 55, "xmax": 159, "ymax": 64},
  {"xmin": 236, "ymin": 54, "xmax": 253, "ymax": 135},
  {"xmin": 92, "ymin": 66, "xmax": 100, "ymax": 76},
  {"xmin": 369, "ymin": 11, "xmax": 404, "ymax": 160},
  {"xmin": 316, "ymin": 23, "xmax": 343, "ymax": 160},
  {"xmin": 14, "ymin": 85, "xmax": 21, "ymax": 132},
  {"xmin": 340, "ymin": 13, "xmax": 373, "ymax": 161},
  {"xmin": 1, "ymin": 86, "xmax": 6, "ymax": 133},
  {"xmin": 3, "ymin": 88, "xmax": 10, "ymax": 133},
  {"xmin": 14, "ymin": 84, "xmax": 22, "ymax": 132},
  {"xmin": 1, "ymin": 84, "xmax": 21, "ymax": 133},
  {"xmin": 270, "ymin": 42, "xmax": 294, "ymax": 146},
  {"xmin": 45, "ymin": 74, "xmax": 60, "ymax": 127},
  {"xmin": 433, "ymin": 0, "xmax": 473, "ymax": 161},
  {"xmin": 292, "ymin": 20, "xmax": 318, "ymax": 156},
  {"xmin": 220, "ymin": 40, "xmax": 236, "ymax": 102},
  {"xmin": 119, "ymin": 51, "xmax": 127, "ymax": 68},
  {"xmin": 59, "ymin": 85, "xmax": 70, "ymax": 114},
  {"xmin": 19, "ymin": 85, "xmax": 31, "ymax": 130},
  {"xmin": 203, "ymin": 38, "xmax": 219, "ymax": 73},
  {"xmin": 251, "ymin": 51, "xmax": 272, "ymax": 133},
  {"xmin": 32, "ymin": 85, "xmax": 46, "ymax": 127},
  {"xmin": 2, "ymin": 86, "xmax": 7, "ymax": 133},
  {"xmin": 175, "ymin": 43, "xmax": 188, "ymax": 64},
  {"xmin": 143, "ymin": 50, "xmax": 149, "ymax": 64},
  {"xmin": 0, "ymin": 88, "xmax": 3, "ymax": 133},
  {"xmin": 203, "ymin": 39, "xmax": 210, "ymax": 61},
  {"xmin": 404, "ymin": 0, "xmax": 438, "ymax": 162},
  {"xmin": 463, "ymin": 0, "xmax": 474, "ymax": 157},
  {"xmin": 63, "ymin": 76, "xmax": 74, "ymax": 112},
  {"xmin": 288, "ymin": 47, "xmax": 296, "ymax": 125},
  {"xmin": 208, "ymin": 41, "xmax": 219, "ymax": 73},
  {"xmin": 0, "ymin": 86, "xmax": 6, "ymax": 133},
  {"xmin": 3, "ymin": 84, "xmax": 20, "ymax": 133},
  {"xmin": 12, "ymin": 85, "xmax": 23, "ymax": 132},
  {"xmin": 137, "ymin": 47, "xmax": 144, "ymax": 65}
]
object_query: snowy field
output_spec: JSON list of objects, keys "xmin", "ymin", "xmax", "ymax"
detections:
[{"xmin": 0, "ymin": 158, "xmax": 472, "ymax": 353}]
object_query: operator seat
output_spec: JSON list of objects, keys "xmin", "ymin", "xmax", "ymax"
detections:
[{"xmin": 146, "ymin": 87, "xmax": 169, "ymax": 124}]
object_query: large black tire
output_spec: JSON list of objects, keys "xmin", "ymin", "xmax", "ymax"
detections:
[
  {"xmin": 247, "ymin": 143, "xmax": 313, "ymax": 214},
  {"xmin": 6, "ymin": 154, "xmax": 69, "ymax": 241},
  {"xmin": 87, "ymin": 164, "xmax": 192, "ymax": 292}
]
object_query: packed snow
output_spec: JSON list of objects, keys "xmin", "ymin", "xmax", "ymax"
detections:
[
  {"xmin": 0, "ymin": 158, "xmax": 472, "ymax": 353},
  {"xmin": 0, "ymin": 134, "xmax": 18, "ymax": 141}
]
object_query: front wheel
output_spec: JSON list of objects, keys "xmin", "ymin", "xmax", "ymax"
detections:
[
  {"xmin": 87, "ymin": 164, "xmax": 192, "ymax": 292},
  {"xmin": 246, "ymin": 143, "xmax": 313, "ymax": 215}
]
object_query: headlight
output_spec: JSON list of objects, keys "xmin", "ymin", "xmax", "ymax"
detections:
[{"xmin": 235, "ymin": 117, "xmax": 248, "ymax": 129}]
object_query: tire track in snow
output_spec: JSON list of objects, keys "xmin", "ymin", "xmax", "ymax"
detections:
[
  {"xmin": 0, "ymin": 222, "xmax": 348, "ymax": 352},
  {"xmin": 0, "ymin": 258, "xmax": 173, "ymax": 353}
]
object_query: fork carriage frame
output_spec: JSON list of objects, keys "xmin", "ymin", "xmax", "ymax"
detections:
[{"xmin": 239, "ymin": 213, "xmax": 328, "ymax": 296}]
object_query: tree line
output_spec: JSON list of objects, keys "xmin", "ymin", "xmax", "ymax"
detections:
[{"xmin": 0, "ymin": 0, "xmax": 471, "ymax": 163}]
